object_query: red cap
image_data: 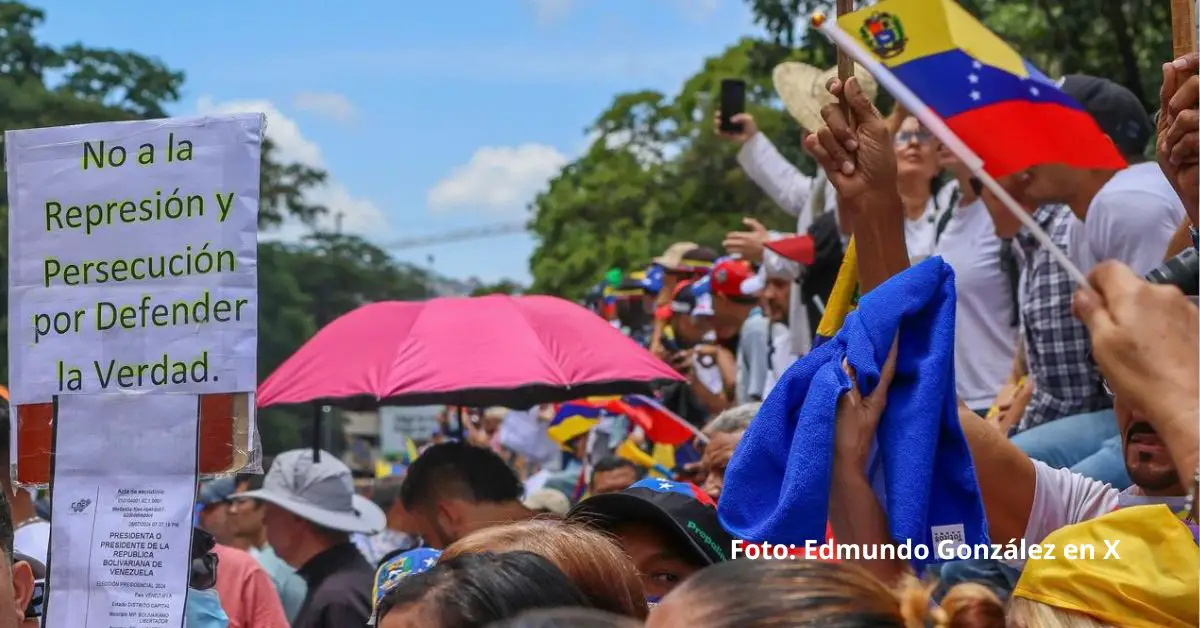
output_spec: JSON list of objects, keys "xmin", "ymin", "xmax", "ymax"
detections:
[
  {"xmin": 709, "ymin": 259, "xmax": 756, "ymax": 297},
  {"xmin": 765, "ymin": 235, "xmax": 816, "ymax": 265}
]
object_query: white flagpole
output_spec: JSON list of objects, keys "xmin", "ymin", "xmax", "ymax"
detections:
[{"xmin": 812, "ymin": 12, "xmax": 1090, "ymax": 288}]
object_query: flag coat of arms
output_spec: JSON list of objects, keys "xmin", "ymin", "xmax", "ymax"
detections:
[{"xmin": 839, "ymin": 0, "xmax": 1126, "ymax": 178}]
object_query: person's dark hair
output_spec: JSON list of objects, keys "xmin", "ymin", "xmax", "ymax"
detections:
[
  {"xmin": 486, "ymin": 608, "xmax": 642, "ymax": 628},
  {"xmin": 372, "ymin": 476, "xmax": 405, "ymax": 511},
  {"xmin": 0, "ymin": 404, "xmax": 11, "ymax": 470},
  {"xmin": 0, "ymin": 480, "xmax": 12, "ymax": 562},
  {"xmin": 401, "ymin": 442, "xmax": 523, "ymax": 510},
  {"xmin": 589, "ymin": 457, "xmax": 642, "ymax": 485},
  {"xmin": 664, "ymin": 559, "xmax": 1004, "ymax": 628},
  {"xmin": 376, "ymin": 551, "xmax": 592, "ymax": 627},
  {"xmin": 234, "ymin": 456, "xmax": 273, "ymax": 491}
]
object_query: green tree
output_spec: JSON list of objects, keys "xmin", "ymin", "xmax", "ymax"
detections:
[
  {"xmin": 529, "ymin": 38, "xmax": 828, "ymax": 299},
  {"xmin": 0, "ymin": 1, "xmax": 438, "ymax": 455},
  {"xmin": 529, "ymin": 0, "xmax": 1172, "ymax": 298},
  {"xmin": 470, "ymin": 280, "xmax": 523, "ymax": 296},
  {"xmin": 747, "ymin": 0, "xmax": 1170, "ymax": 111}
]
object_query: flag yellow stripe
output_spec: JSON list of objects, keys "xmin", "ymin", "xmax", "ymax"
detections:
[
  {"xmin": 816, "ymin": 238, "xmax": 859, "ymax": 339},
  {"xmin": 838, "ymin": 0, "xmax": 1027, "ymax": 77}
]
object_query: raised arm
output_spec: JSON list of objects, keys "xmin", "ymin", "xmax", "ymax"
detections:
[{"xmin": 802, "ymin": 78, "xmax": 909, "ymax": 293}]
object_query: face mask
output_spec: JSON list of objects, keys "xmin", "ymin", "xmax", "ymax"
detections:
[{"xmin": 185, "ymin": 588, "xmax": 228, "ymax": 628}]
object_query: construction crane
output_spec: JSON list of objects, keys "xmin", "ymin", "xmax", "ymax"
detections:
[{"xmin": 379, "ymin": 221, "xmax": 527, "ymax": 251}]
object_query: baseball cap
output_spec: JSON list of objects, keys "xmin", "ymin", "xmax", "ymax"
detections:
[
  {"xmin": 605, "ymin": 277, "xmax": 647, "ymax": 301},
  {"xmin": 640, "ymin": 265, "xmax": 666, "ymax": 294},
  {"xmin": 653, "ymin": 242, "xmax": 699, "ymax": 269},
  {"xmin": 197, "ymin": 478, "xmax": 237, "ymax": 507},
  {"xmin": 709, "ymin": 258, "xmax": 760, "ymax": 300},
  {"xmin": 764, "ymin": 234, "xmax": 816, "ymax": 266},
  {"xmin": 675, "ymin": 247, "xmax": 718, "ymax": 275},
  {"xmin": 655, "ymin": 280, "xmax": 697, "ymax": 321},
  {"xmin": 370, "ymin": 547, "xmax": 442, "ymax": 625},
  {"xmin": 1060, "ymin": 75, "xmax": 1151, "ymax": 159},
  {"xmin": 567, "ymin": 478, "xmax": 733, "ymax": 566}
]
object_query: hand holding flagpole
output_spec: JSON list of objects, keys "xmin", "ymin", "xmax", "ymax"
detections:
[{"xmin": 810, "ymin": 11, "xmax": 1090, "ymax": 288}]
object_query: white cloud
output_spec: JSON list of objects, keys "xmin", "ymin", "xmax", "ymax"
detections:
[
  {"xmin": 292, "ymin": 91, "xmax": 358, "ymax": 124},
  {"xmin": 427, "ymin": 144, "xmax": 568, "ymax": 216},
  {"xmin": 195, "ymin": 95, "xmax": 388, "ymax": 238},
  {"xmin": 526, "ymin": 0, "xmax": 573, "ymax": 24}
]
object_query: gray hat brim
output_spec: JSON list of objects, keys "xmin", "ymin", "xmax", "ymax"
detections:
[
  {"xmin": 234, "ymin": 489, "xmax": 386, "ymax": 534},
  {"xmin": 14, "ymin": 551, "xmax": 46, "ymax": 579}
]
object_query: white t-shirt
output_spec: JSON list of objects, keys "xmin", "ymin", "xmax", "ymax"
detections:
[
  {"xmin": 935, "ymin": 199, "xmax": 1017, "ymax": 408},
  {"xmin": 762, "ymin": 321, "xmax": 797, "ymax": 399},
  {"xmin": 14, "ymin": 519, "xmax": 50, "ymax": 566},
  {"xmin": 1068, "ymin": 162, "xmax": 1186, "ymax": 276},
  {"xmin": 694, "ymin": 354, "xmax": 725, "ymax": 395},
  {"xmin": 1009, "ymin": 460, "xmax": 1128, "ymax": 570},
  {"xmin": 905, "ymin": 197, "xmax": 940, "ymax": 264}
]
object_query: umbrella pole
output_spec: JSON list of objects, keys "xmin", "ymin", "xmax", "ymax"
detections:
[
  {"xmin": 312, "ymin": 402, "xmax": 323, "ymax": 462},
  {"xmin": 456, "ymin": 406, "xmax": 466, "ymax": 442}
]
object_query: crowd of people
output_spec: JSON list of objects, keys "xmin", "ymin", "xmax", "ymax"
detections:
[{"xmin": 0, "ymin": 32, "xmax": 1194, "ymax": 628}]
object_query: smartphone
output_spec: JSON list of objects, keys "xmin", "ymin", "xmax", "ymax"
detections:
[{"xmin": 719, "ymin": 79, "xmax": 746, "ymax": 133}]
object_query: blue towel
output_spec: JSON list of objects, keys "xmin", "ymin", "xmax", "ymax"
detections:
[{"xmin": 718, "ymin": 258, "xmax": 989, "ymax": 572}]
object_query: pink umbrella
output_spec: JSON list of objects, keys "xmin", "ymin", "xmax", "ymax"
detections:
[{"xmin": 257, "ymin": 295, "xmax": 684, "ymax": 409}]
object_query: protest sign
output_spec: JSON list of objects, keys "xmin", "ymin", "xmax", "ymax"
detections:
[
  {"xmin": 5, "ymin": 115, "xmax": 261, "ymax": 405},
  {"xmin": 5, "ymin": 114, "xmax": 263, "ymax": 627},
  {"xmin": 44, "ymin": 393, "xmax": 199, "ymax": 628}
]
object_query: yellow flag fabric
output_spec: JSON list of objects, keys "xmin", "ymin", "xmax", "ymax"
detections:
[
  {"xmin": 836, "ymin": 0, "xmax": 1027, "ymax": 77},
  {"xmin": 815, "ymin": 237, "xmax": 859, "ymax": 341},
  {"xmin": 1013, "ymin": 505, "xmax": 1198, "ymax": 628}
]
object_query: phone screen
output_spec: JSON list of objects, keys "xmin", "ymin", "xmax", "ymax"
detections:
[{"xmin": 719, "ymin": 79, "xmax": 746, "ymax": 133}]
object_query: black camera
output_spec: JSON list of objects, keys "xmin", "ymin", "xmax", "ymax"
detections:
[{"xmin": 1145, "ymin": 248, "xmax": 1198, "ymax": 296}]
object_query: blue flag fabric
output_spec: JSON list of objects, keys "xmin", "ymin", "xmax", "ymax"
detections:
[{"xmin": 717, "ymin": 258, "xmax": 989, "ymax": 572}]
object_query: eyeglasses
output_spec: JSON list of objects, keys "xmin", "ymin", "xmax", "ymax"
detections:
[{"xmin": 893, "ymin": 128, "xmax": 933, "ymax": 146}]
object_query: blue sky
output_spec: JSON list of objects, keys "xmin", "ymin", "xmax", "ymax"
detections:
[{"xmin": 32, "ymin": 0, "xmax": 760, "ymax": 284}]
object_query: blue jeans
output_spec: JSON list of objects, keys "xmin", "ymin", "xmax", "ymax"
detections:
[{"xmin": 1011, "ymin": 409, "xmax": 1131, "ymax": 489}]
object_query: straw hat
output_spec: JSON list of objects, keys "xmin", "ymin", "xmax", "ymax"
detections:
[{"xmin": 772, "ymin": 62, "xmax": 879, "ymax": 132}]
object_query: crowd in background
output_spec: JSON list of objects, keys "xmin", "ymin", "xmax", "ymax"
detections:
[{"xmin": 0, "ymin": 34, "xmax": 1194, "ymax": 628}]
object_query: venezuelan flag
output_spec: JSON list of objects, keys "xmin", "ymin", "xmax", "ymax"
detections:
[
  {"xmin": 547, "ymin": 402, "xmax": 603, "ymax": 448},
  {"xmin": 837, "ymin": 0, "xmax": 1125, "ymax": 178},
  {"xmin": 813, "ymin": 238, "xmax": 860, "ymax": 348},
  {"xmin": 613, "ymin": 395, "xmax": 696, "ymax": 447},
  {"xmin": 404, "ymin": 436, "xmax": 421, "ymax": 464},
  {"xmin": 375, "ymin": 460, "xmax": 407, "ymax": 479}
]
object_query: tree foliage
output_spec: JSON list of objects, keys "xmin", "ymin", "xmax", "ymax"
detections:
[
  {"xmin": 470, "ymin": 280, "xmax": 523, "ymax": 297},
  {"xmin": 0, "ymin": 1, "xmax": 435, "ymax": 453},
  {"xmin": 529, "ymin": 0, "xmax": 1171, "ymax": 298}
]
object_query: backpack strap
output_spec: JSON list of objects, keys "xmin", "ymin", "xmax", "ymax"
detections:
[{"xmin": 999, "ymin": 239, "xmax": 1021, "ymax": 327}]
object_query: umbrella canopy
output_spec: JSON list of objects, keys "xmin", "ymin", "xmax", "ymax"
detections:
[{"xmin": 257, "ymin": 295, "xmax": 684, "ymax": 409}]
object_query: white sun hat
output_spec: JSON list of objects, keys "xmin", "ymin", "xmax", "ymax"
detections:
[{"xmin": 772, "ymin": 62, "xmax": 880, "ymax": 133}]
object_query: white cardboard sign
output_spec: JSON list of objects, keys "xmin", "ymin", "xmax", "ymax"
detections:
[
  {"xmin": 5, "ymin": 115, "xmax": 262, "ymax": 404},
  {"xmin": 44, "ymin": 393, "xmax": 200, "ymax": 628}
]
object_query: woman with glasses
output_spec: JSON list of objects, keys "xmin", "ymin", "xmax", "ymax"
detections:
[{"xmin": 886, "ymin": 110, "xmax": 944, "ymax": 264}]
